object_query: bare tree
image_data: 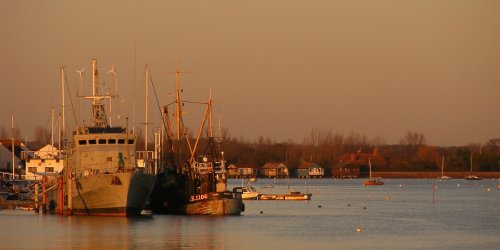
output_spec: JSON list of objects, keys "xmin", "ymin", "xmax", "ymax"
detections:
[
  {"xmin": 0, "ymin": 127, "xmax": 7, "ymax": 139},
  {"xmin": 33, "ymin": 126, "xmax": 51, "ymax": 146},
  {"xmin": 399, "ymin": 131, "xmax": 426, "ymax": 146}
]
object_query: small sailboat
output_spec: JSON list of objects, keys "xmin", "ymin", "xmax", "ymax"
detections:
[
  {"xmin": 439, "ymin": 156, "xmax": 451, "ymax": 179},
  {"xmin": 363, "ymin": 158, "xmax": 384, "ymax": 186},
  {"xmin": 465, "ymin": 152, "xmax": 482, "ymax": 181}
]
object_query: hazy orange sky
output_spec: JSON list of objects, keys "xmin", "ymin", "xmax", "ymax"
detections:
[{"xmin": 1, "ymin": 1, "xmax": 499, "ymax": 146}]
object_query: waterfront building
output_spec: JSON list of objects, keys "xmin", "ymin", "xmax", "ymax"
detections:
[
  {"xmin": 297, "ymin": 162, "xmax": 324, "ymax": 178},
  {"xmin": 260, "ymin": 162, "xmax": 288, "ymax": 178}
]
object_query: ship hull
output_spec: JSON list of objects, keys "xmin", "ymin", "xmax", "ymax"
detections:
[
  {"xmin": 151, "ymin": 174, "xmax": 243, "ymax": 215},
  {"xmin": 185, "ymin": 193, "xmax": 244, "ymax": 215},
  {"xmin": 69, "ymin": 173, "xmax": 156, "ymax": 216}
]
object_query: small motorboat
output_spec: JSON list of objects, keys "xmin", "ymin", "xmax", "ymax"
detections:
[
  {"xmin": 233, "ymin": 186, "xmax": 260, "ymax": 200},
  {"xmin": 363, "ymin": 179, "xmax": 384, "ymax": 186},
  {"xmin": 465, "ymin": 175, "xmax": 482, "ymax": 181}
]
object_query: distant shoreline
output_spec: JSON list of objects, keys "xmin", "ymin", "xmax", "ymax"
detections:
[
  {"xmin": 229, "ymin": 172, "xmax": 500, "ymax": 179},
  {"xmin": 370, "ymin": 172, "xmax": 500, "ymax": 179}
]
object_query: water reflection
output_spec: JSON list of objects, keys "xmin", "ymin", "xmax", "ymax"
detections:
[{"xmin": 2, "ymin": 179, "xmax": 500, "ymax": 249}]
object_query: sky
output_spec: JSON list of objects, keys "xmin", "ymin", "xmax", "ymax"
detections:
[{"xmin": 1, "ymin": 0, "xmax": 500, "ymax": 146}]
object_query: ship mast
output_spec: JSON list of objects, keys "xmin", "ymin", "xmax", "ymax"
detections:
[
  {"xmin": 84, "ymin": 59, "xmax": 110, "ymax": 128},
  {"xmin": 175, "ymin": 61, "xmax": 181, "ymax": 141}
]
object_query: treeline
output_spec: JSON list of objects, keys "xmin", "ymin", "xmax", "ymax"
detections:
[
  {"xmin": 219, "ymin": 130, "xmax": 500, "ymax": 175},
  {"xmin": 9, "ymin": 126, "xmax": 500, "ymax": 174}
]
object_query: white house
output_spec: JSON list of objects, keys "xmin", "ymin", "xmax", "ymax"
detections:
[{"xmin": 24, "ymin": 144, "xmax": 64, "ymax": 180}]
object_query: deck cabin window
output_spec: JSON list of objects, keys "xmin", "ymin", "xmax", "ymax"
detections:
[
  {"xmin": 28, "ymin": 167, "xmax": 37, "ymax": 173},
  {"xmin": 107, "ymin": 157, "xmax": 112, "ymax": 162},
  {"xmin": 108, "ymin": 139, "xmax": 116, "ymax": 144},
  {"xmin": 98, "ymin": 139, "xmax": 106, "ymax": 144},
  {"xmin": 128, "ymin": 139, "xmax": 135, "ymax": 144},
  {"xmin": 78, "ymin": 140, "xmax": 87, "ymax": 145},
  {"xmin": 45, "ymin": 167, "xmax": 54, "ymax": 172},
  {"xmin": 89, "ymin": 139, "xmax": 97, "ymax": 145},
  {"xmin": 118, "ymin": 139, "xmax": 125, "ymax": 144}
]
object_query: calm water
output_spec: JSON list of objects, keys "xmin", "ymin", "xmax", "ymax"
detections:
[{"xmin": 1, "ymin": 178, "xmax": 500, "ymax": 249}]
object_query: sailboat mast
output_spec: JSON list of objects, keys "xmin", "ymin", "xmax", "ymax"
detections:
[
  {"xmin": 441, "ymin": 156, "xmax": 444, "ymax": 177},
  {"xmin": 209, "ymin": 89, "xmax": 213, "ymax": 138},
  {"xmin": 144, "ymin": 66, "xmax": 149, "ymax": 170},
  {"xmin": 11, "ymin": 112, "xmax": 15, "ymax": 180},
  {"xmin": 470, "ymin": 152, "xmax": 473, "ymax": 173},
  {"xmin": 61, "ymin": 66, "xmax": 65, "ymax": 140},
  {"xmin": 368, "ymin": 157, "xmax": 372, "ymax": 179}
]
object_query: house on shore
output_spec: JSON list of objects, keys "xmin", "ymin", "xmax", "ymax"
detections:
[
  {"xmin": 23, "ymin": 144, "xmax": 64, "ymax": 180},
  {"xmin": 227, "ymin": 164, "xmax": 257, "ymax": 179},
  {"xmin": 260, "ymin": 162, "xmax": 288, "ymax": 178},
  {"xmin": 334, "ymin": 148, "xmax": 382, "ymax": 178},
  {"xmin": 0, "ymin": 139, "xmax": 30, "ymax": 180},
  {"xmin": 297, "ymin": 162, "xmax": 324, "ymax": 178}
]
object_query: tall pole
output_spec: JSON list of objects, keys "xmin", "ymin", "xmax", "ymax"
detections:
[
  {"xmin": 92, "ymin": 59, "xmax": 98, "ymax": 102},
  {"xmin": 144, "ymin": 66, "xmax": 149, "ymax": 170},
  {"xmin": 51, "ymin": 107, "xmax": 54, "ymax": 147},
  {"xmin": 58, "ymin": 113, "xmax": 62, "ymax": 157},
  {"xmin": 175, "ymin": 61, "xmax": 181, "ymax": 141},
  {"xmin": 108, "ymin": 90, "xmax": 113, "ymax": 127},
  {"xmin": 61, "ymin": 66, "xmax": 65, "ymax": 141},
  {"xmin": 11, "ymin": 112, "xmax": 15, "ymax": 180},
  {"xmin": 208, "ymin": 89, "xmax": 213, "ymax": 138}
]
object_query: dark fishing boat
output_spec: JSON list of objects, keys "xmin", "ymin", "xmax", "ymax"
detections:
[{"xmin": 150, "ymin": 63, "xmax": 244, "ymax": 215}]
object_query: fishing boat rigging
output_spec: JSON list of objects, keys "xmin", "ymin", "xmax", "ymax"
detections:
[{"xmin": 149, "ymin": 61, "xmax": 244, "ymax": 215}]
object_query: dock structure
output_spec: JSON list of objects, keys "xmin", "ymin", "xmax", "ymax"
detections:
[{"xmin": 0, "ymin": 200, "xmax": 34, "ymax": 210}]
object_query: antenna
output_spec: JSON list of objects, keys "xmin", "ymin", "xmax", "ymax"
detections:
[{"xmin": 107, "ymin": 65, "xmax": 118, "ymax": 127}]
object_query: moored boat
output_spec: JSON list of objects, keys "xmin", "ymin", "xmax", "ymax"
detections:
[
  {"xmin": 150, "ymin": 62, "xmax": 243, "ymax": 215},
  {"xmin": 363, "ymin": 179, "xmax": 384, "ymax": 186},
  {"xmin": 438, "ymin": 156, "xmax": 451, "ymax": 179},
  {"xmin": 233, "ymin": 186, "xmax": 260, "ymax": 200},
  {"xmin": 258, "ymin": 191, "xmax": 312, "ymax": 200},
  {"xmin": 62, "ymin": 59, "xmax": 156, "ymax": 216},
  {"xmin": 363, "ymin": 158, "xmax": 384, "ymax": 186},
  {"xmin": 465, "ymin": 152, "xmax": 482, "ymax": 181}
]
